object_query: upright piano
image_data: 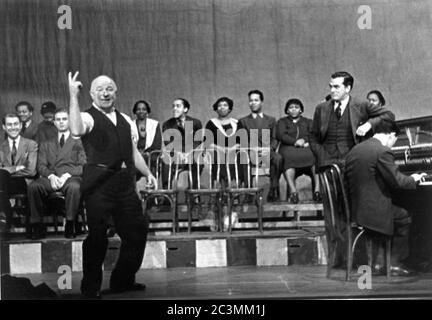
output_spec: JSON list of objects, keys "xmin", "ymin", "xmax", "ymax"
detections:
[{"xmin": 391, "ymin": 115, "xmax": 432, "ymax": 269}]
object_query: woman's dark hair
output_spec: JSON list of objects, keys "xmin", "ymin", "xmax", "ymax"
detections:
[
  {"xmin": 132, "ymin": 100, "xmax": 151, "ymax": 114},
  {"xmin": 367, "ymin": 90, "xmax": 386, "ymax": 106},
  {"xmin": 284, "ymin": 98, "xmax": 304, "ymax": 114},
  {"xmin": 212, "ymin": 97, "xmax": 234, "ymax": 111}
]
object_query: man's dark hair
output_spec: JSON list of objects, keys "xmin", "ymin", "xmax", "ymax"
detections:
[
  {"xmin": 285, "ymin": 98, "xmax": 304, "ymax": 114},
  {"xmin": 2, "ymin": 113, "xmax": 20, "ymax": 125},
  {"xmin": 175, "ymin": 98, "xmax": 191, "ymax": 112},
  {"xmin": 248, "ymin": 90, "xmax": 264, "ymax": 101},
  {"xmin": 367, "ymin": 90, "xmax": 386, "ymax": 106},
  {"xmin": 212, "ymin": 97, "xmax": 234, "ymax": 111},
  {"xmin": 132, "ymin": 100, "xmax": 151, "ymax": 114},
  {"xmin": 14, "ymin": 101, "xmax": 34, "ymax": 113},
  {"xmin": 374, "ymin": 119, "xmax": 401, "ymax": 136},
  {"xmin": 331, "ymin": 71, "xmax": 354, "ymax": 89}
]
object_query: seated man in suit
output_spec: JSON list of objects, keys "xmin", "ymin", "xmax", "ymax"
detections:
[
  {"xmin": 15, "ymin": 101, "xmax": 39, "ymax": 141},
  {"xmin": 345, "ymin": 119, "xmax": 426, "ymax": 276},
  {"xmin": 0, "ymin": 113, "xmax": 38, "ymax": 232},
  {"xmin": 238, "ymin": 90, "xmax": 283, "ymax": 202},
  {"xmin": 28, "ymin": 108, "xmax": 86, "ymax": 239},
  {"xmin": 162, "ymin": 98, "xmax": 203, "ymax": 190}
]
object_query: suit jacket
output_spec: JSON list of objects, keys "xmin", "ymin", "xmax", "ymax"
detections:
[
  {"xmin": 309, "ymin": 96, "xmax": 395, "ymax": 168},
  {"xmin": 345, "ymin": 138, "xmax": 416, "ymax": 235},
  {"xmin": 21, "ymin": 120, "xmax": 39, "ymax": 141},
  {"xmin": 35, "ymin": 121, "xmax": 57, "ymax": 144},
  {"xmin": 0, "ymin": 137, "xmax": 38, "ymax": 181},
  {"xmin": 162, "ymin": 115, "xmax": 202, "ymax": 152},
  {"xmin": 238, "ymin": 113, "xmax": 279, "ymax": 151},
  {"xmin": 37, "ymin": 135, "xmax": 87, "ymax": 178}
]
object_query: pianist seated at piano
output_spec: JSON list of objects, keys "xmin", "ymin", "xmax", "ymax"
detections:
[{"xmin": 345, "ymin": 119, "xmax": 427, "ymax": 277}]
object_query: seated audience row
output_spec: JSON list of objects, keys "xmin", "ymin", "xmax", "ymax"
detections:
[{"xmin": 0, "ymin": 82, "xmax": 388, "ymax": 239}]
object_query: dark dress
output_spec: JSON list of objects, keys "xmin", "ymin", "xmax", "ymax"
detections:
[
  {"xmin": 204, "ymin": 118, "xmax": 238, "ymax": 182},
  {"xmin": 276, "ymin": 116, "xmax": 315, "ymax": 170}
]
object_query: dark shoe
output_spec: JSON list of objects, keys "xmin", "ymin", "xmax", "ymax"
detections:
[
  {"xmin": 31, "ymin": 223, "xmax": 46, "ymax": 240},
  {"xmin": 65, "ymin": 221, "xmax": 75, "ymax": 239},
  {"xmin": 267, "ymin": 188, "xmax": 276, "ymax": 202},
  {"xmin": 289, "ymin": 192, "xmax": 299, "ymax": 204},
  {"xmin": 74, "ymin": 221, "xmax": 86, "ymax": 235},
  {"xmin": 244, "ymin": 194, "xmax": 255, "ymax": 204},
  {"xmin": 313, "ymin": 191, "xmax": 322, "ymax": 202},
  {"xmin": 110, "ymin": 282, "xmax": 146, "ymax": 294},
  {"xmin": 372, "ymin": 264, "xmax": 385, "ymax": 276},
  {"xmin": 390, "ymin": 265, "xmax": 418, "ymax": 277},
  {"xmin": 81, "ymin": 290, "xmax": 102, "ymax": 300}
]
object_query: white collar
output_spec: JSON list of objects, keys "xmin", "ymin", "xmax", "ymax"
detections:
[
  {"xmin": 251, "ymin": 112, "xmax": 264, "ymax": 119},
  {"xmin": 334, "ymin": 95, "xmax": 349, "ymax": 110},
  {"xmin": 8, "ymin": 135, "xmax": 20, "ymax": 149},
  {"xmin": 24, "ymin": 119, "xmax": 32, "ymax": 128},
  {"xmin": 58, "ymin": 130, "xmax": 70, "ymax": 141}
]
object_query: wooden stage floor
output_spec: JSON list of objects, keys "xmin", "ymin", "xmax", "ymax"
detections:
[{"xmin": 11, "ymin": 265, "xmax": 432, "ymax": 300}]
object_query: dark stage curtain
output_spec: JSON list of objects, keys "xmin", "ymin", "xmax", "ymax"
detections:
[{"xmin": 1, "ymin": 0, "xmax": 432, "ymax": 132}]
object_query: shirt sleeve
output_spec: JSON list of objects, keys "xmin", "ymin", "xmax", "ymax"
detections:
[
  {"xmin": 80, "ymin": 112, "xmax": 94, "ymax": 134},
  {"xmin": 121, "ymin": 113, "xmax": 138, "ymax": 145}
]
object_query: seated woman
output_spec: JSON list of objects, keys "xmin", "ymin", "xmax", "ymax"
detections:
[
  {"xmin": 132, "ymin": 100, "xmax": 162, "ymax": 176},
  {"xmin": 204, "ymin": 97, "xmax": 239, "ymax": 188},
  {"xmin": 276, "ymin": 98, "xmax": 321, "ymax": 203}
]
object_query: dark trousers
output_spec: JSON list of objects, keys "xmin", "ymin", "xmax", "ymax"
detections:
[
  {"xmin": 389, "ymin": 206, "xmax": 411, "ymax": 265},
  {"xmin": 240, "ymin": 151, "xmax": 283, "ymax": 188},
  {"xmin": 81, "ymin": 170, "xmax": 149, "ymax": 293},
  {"xmin": 162, "ymin": 163, "xmax": 202, "ymax": 189},
  {"xmin": 27, "ymin": 177, "xmax": 82, "ymax": 223},
  {"xmin": 0, "ymin": 169, "xmax": 28, "ymax": 223}
]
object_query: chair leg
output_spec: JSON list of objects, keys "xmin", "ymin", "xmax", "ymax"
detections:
[
  {"xmin": 187, "ymin": 194, "xmax": 192, "ymax": 234},
  {"xmin": 366, "ymin": 237, "xmax": 373, "ymax": 268},
  {"xmin": 327, "ymin": 241, "xmax": 337, "ymax": 279},
  {"xmin": 346, "ymin": 229, "xmax": 353, "ymax": 282},
  {"xmin": 386, "ymin": 238, "xmax": 392, "ymax": 280},
  {"xmin": 217, "ymin": 192, "xmax": 223, "ymax": 232},
  {"xmin": 227, "ymin": 194, "xmax": 232, "ymax": 234},
  {"xmin": 257, "ymin": 191, "xmax": 263, "ymax": 234},
  {"xmin": 170, "ymin": 195, "xmax": 177, "ymax": 235}
]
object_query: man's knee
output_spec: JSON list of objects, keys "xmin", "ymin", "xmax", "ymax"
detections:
[{"xmin": 65, "ymin": 180, "xmax": 81, "ymax": 195}]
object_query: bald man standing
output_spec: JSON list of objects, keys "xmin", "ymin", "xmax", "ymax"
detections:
[{"xmin": 68, "ymin": 72, "xmax": 157, "ymax": 299}]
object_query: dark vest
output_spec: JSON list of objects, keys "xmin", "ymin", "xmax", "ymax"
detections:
[
  {"xmin": 323, "ymin": 106, "xmax": 355, "ymax": 158},
  {"xmin": 81, "ymin": 107, "xmax": 134, "ymax": 171}
]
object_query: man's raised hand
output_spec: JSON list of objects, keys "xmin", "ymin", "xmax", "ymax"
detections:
[{"xmin": 68, "ymin": 71, "xmax": 83, "ymax": 97}]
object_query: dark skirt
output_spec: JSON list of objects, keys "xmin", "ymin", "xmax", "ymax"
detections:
[{"xmin": 279, "ymin": 145, "xmax": 315, "ymax": 170}]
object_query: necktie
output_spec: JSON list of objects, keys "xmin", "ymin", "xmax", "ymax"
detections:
[
  {"xmin": 335, "ymin": 102, "xmax": 342, "ymax": 119},
  {"xmin": 21, "ymin": 123, "xmax": 26, "ymax": 134},
  {"xmin": 11, "ymin": 140, "xmax": 17, "ymax": 165},
  {"xmin": 60, "ymin": 134, "xmax": 65, "ymax": 148}
]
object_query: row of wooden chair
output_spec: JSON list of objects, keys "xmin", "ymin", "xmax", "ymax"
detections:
[{"xmin": 140, "ymin": 148, "xmax": 269, "ymax": 234}]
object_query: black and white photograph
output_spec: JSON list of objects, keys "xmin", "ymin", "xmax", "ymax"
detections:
[{"xmin": 1, "ymin": 0, "xmax": 432, "ymax": 307}]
